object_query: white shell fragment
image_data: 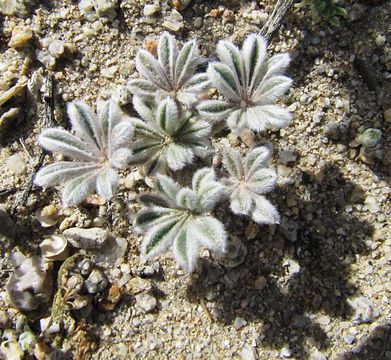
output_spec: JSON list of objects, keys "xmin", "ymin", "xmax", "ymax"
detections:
[
  {"xmin": 0, "ymin": 77, "xmax": 27, "ymax": 106},
  {"xmin": 39, "ymin": 234, "xmax": 69, "ymax": 261},
  {"xmin": 35, "ymin": 205, "xmax": 59, "ymax": 227},
  {"xmin": 63, "ymin": 227, "xmax": 109, "ymax": 249},
  {"xmin": 6, "ymin": 256, "xmax": 53, "ymax": 312}
]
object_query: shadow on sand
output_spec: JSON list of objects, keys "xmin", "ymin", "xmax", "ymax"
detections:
[{"xmin": 187, "ymin": 163, "xmax": 374, "ymax": 359}]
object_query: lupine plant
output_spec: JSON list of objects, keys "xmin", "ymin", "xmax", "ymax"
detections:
[
  {"xmin": 35, "ymin": 100, "xmax": 133, "ymax": 207},
  {"xmin": 295, "ymin": 0, "xmax": 347, "ymax": 27},
  {"xmin": 34, "ymin": 33, "xmax": 293, "ymax": 272},
  {"xmin": 221, "ymin": 146, "xmax": 280, "ymax": 224},
  {"xmin": 197, "ymin": 34, "xmax": 293, "ymax": 134},
  {"xmin": 134, "ymin": 168, "xmax": 227, "ymax": 272},
  {"xmin": 128, "ymin": 32, "xmax": 209, "ymax": 105},
  {"xmin": 129, "ymin": 96, "xmax": 211, "ymax": 175}
]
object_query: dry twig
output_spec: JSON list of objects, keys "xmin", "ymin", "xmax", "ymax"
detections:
[{"xmin": 260, "ymin": 0, "xmax": 295, "ymax": 41}]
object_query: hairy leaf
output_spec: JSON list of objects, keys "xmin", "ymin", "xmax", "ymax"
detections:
[{"xmin": 208, "ymin": 62, "xmax": 241, "ymax": 101}]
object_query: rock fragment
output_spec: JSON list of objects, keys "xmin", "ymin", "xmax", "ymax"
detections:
[
  {"xmin": 8, "ymin": 26, "xmax": 33, "ymax": 48},
  {"xmin": 6, "ymin": 256, "xmax": 53, "ymax": 312},
  {"xmin": 136, "ymin": 293, "xmax": 157, "ymax": 313},
  {"xmin": 63, "ymin": 227, "xmax": 108, "ymax": 249},
  {"xmin": 84, "ymin": 269, "xmax": 109, "ymax": 294}
]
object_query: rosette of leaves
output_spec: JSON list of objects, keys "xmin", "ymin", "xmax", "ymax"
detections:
[
  {"xmin": 134, "ymin": 168, "xmax": 227, "ymax": 272},
  {"xmin": 130, "ymin": 95, "xmax": 211, "ymax": 175},
  {"xmin": 34, "ymin": 100, "xmax": 133, "ymax": 207},
  {"xmin": 221, "ymin": 146, "xmax": 280, "ymax": 224},
  {"xmin": 128, "ymin": 32, "xmax": 209, "ymax": 104},
  {"xmin": 295, "ymin": 0, "xmax": 347, "ymax": 27},
  {"xmin": 197, "ymin": 34, "xmax": 293, "ymax": 134}
]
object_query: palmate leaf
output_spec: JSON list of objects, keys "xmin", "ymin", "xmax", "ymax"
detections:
[
  {"xmin": 157, "ymin": 98, "xmax": 179, "ymax": 135},
  {"xmin": 34, "ymin": 99, "xmax": 133, "ymax": 207},
  {"xmin": 141, "ymin": 217, "xmax": 186, "ymax": 259},
  {"xmin": 135, "ymin": 168, "xmax": 227, "ymax": 273},
  {"xmin": 166, "ymin": 143, "xmax": 195, "ymax": 171},
  {"xmin": 198, "ymin": 34, "xmax": 292, "ymax": 134},
  {"xmin": 67, "ymin": 101, "xmax": 102, "ymax": 150},
  {"xmin": 196, "ymin": 100, "xmax": 233, "ymax": 121},
  {"xmin": 158, "ymin": 32, "xmax": 178, "ymax": 83},
  {"xmin": 130, "ymin": 97, "xmax": 211, "ymax": 174},
  {"xmin": 187, "ymin": 216, "xmax": 227, "ymax": 253},
  {"xmin": 136, "ymin": 50, "xmax": 170, "ymax": 90},
  {"xmin": 35, "ymin": 162, "xmax": 100, "ymax": 187},
  {"xmin": 130, "ymin": 32, "xmax": 208, "ymax": 104},
  {"xmin": 175, "ymin": 39, "xmax": 199, "ymax": 87},
  {"xmin": 208, "ymin": 62, "xmax": 241, "ymax": 101},
  {"xmin": 242, "ymin": 34, "xmax": 267, "ymax": 92},
  {"xmin": 222, "ymin": 146, "xmax": 279, "ymax": 225},
  {"xmin": 251, "ymin": 194, "xmax": 280, "ymax": 224},
  {"xmin": 128, "ymin": 79, "xmax": 159, "ymax": 97},
  {"xmin": 38, "ymin": 128, "xmax": 99, "ymax": 161}
]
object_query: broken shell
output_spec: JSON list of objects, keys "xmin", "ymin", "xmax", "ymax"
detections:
[
  {"xmin": 357, "ymin": 128, "xmax": 382, "ymax": 148},
  {"xmin": 27, "ymin": 68, "xmax": 44, "ymax": 102},
  {"xmin": 35, "ymin": 205, "xmax": 59, "ymax": 227},
  {"xmin": 0, "ymin": 338, "xmax": 24, "ymax": 360},
  {"xmin": 39, "ymin": 235, "xmax": 68, "ymax": 261},
  {"xmin": 214, "ymin": 235, "xmax": 248, "ymax": 269},
  {"xmin": 6, "ymin": 256, "xmax": 53, "ymax": 312},
  {"xmin": 0, "ymin": 77, "xmax": 27, "ymax": 106},
  {"xmin": 0, "ymin": 107, "xmax": 20, "ymax": 131}
]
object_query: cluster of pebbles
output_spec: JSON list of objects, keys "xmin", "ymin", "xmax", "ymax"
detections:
[{"xmin": 0, "ymin": 0, "xmax": 390, "ymax": 359}]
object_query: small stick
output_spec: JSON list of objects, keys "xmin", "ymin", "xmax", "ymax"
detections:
[
  {"xmin": 260, "ymin": 0, "xmax": 295, "ymax": 41},
  {"xmin": 11, "ymin": 74, "xmax": 55, "ymax": 215}
]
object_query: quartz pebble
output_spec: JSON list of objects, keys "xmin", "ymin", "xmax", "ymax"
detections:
[
  {"xmin": 162, "ymin": 10, "xmax": 183, "ymax": 33},
  {"xmin": 84, "ymin": 269, "xmax": 109, "ymax": 293},
  {"xmin": 6, "ymin": 154, "xmax": 26, "ymax": 174},
  {"xmin": 143, "ymin": 4, "xmax": 159, "ymax": 17},
  {"xmin": 364, "ymin": 197, "xmax": 380, "ymax": 213},
  {"xmin": 136, "ymin": 293, "xmax": 157, "ymax": 313},
  {"xmin": 280, "ymin": 347, "xmax": 292, "ymax": 358},
  {"xmin": 241, "ymin": 342, "xmax": 258, "ymax": 360},
  {"xmin": 234, "ymin": 316, "xmax": 247, "ymax": 329},
  {"xmin": 347, "ymin": 296, "xmax": 380, "ymax": 324},
  {"xmin": 9, "ymin": 26, "xmax": 33, "ymax": 48},
  {"xmin": 279, "ymin": 147, "xmax": 297, "ymax": 165}
]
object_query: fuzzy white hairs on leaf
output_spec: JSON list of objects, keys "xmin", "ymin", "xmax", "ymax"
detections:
[
  {"xmin": 197, "ymin": 34, "xmax": 293, "ymax": 134},
  {"xmin": 35, "ymin": 100, "xmax": 133, "ymax": 207}
]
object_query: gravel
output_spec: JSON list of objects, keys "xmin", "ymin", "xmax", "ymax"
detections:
[{"xmin": 0, "ymin": 0, "xmax": 390, "ymax": 359}]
